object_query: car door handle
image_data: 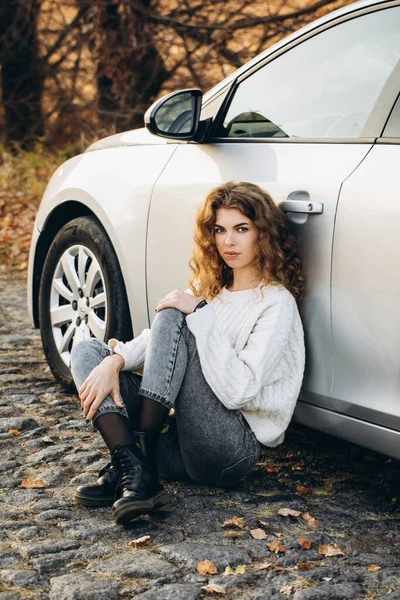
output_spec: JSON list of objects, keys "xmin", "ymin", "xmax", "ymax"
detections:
[{"xmin": 279, "ymin": 200, "xmax": 324, "ymax": 214}]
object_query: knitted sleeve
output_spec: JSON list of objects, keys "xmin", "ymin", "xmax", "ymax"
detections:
[
  {"xmin": 108, "ymin": 328, "xmax": 150, "ymax": 372},
  {"xmin": 185, "ymin": 294, "xmax": 297, "ymax": 411}
]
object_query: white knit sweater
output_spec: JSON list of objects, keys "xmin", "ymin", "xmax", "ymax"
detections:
[{"xmin": 109, "ymin": 284, "xmax": 305, "ymax": 447}]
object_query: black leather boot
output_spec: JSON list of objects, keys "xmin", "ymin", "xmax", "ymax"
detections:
[
  {"xmin": 112, "ymin": 431, "xmax": 170, "ymax": 526},
  {"xmin": 73, "ymin": 462, "xmax": 119, "ymax": 507}
]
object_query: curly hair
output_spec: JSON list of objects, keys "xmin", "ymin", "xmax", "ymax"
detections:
[{"xmin": 188, "ymin": 181, "xmax": 305, "ymax": 301}]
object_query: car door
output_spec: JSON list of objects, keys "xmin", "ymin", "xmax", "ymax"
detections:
[
  {"xmin": 146, "ymin": 4, "xmax": 400, "ymax": 407},
  {"xmin": 330, "ymin": 90, "xmax": 400, "ymax": 440}
]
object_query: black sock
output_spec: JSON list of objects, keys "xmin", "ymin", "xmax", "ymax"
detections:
[
  {"xmin": 95, "ymin": 413, "xmax": 135, "ymax": 452},
  {"xmin": 139, "ymin": 396, "xmax": 169, "ymax": 432}
]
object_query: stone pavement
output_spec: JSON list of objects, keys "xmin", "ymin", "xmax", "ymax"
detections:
[{"xmin": 1, "ymin": 274, "xmax": 400, "ymax": 600}]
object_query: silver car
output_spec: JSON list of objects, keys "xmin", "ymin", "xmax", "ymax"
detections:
[{"xmin": 28, "ymin": 0, "xmax": 400, "ymax": 459}]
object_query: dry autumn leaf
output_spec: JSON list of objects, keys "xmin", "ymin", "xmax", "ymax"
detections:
[
  {"xmin": 280, "ymin": 584, "xmax": 293, "ymax": 596},
  {"xmin": 285, "ymin": 452, "xmax": 294, "ymax": 458},
  {"xmin": 8, "ymin": 429, "xmax": 21, "ymax": 436},
  {"xmin": 129, "ymin": 535, "xmax": 151, "ymax": 548},
  {"xmin": 272, "ymin": 565, "xmax": 285, "ymax": 572},
  {"xmin": 221, "ymin": 516, "xmax": 246, "ymax": 529},
  {"xmin": 223, "ymin": 531, "xmax": 240, "ymax": 539},
  {"xmin": 41, "ymin": 436, "xmax": 55, "ymax": 444},
  {"xmin": 274, "ymin": 533, "xmax": 284, "ymax": 538},
  {"xmin": 197, "ymin": 560, "xmax": 218, "ymax": 575},
  {"xmin": 298, "ymin": 536, "xmax": 312, "ymax": 550},
  {"xmin": 302, "ymin": 512, "xmax": 320, "ymax": 529},
  {"xmin": 201, "ymin": 583, "xmax": 226, "ymax": 595},
  {"xmin": 255, "ymin": 561, "xmax": 272, "ymax": 570},
  {"xmin": 21, "ymin": 478, "xmax": 47, "ymax": 489},
  {"xmin": 258, "ymin": 520, "xmax": 269, "ymax": 528},
  {"xmin": 267, "ymin": 540, "xmax": 286, "ymax": 554},
  {"xmin": 297, "ymin": 561, "xmax": 314, "ymax": 570},
  {"xmin": 266, "ymin": 465, "xmax": 279, "ymax": 473},
  {"xmin": 368, "ymin": 564, "xmax": 381, "ymax": 572},
  {"xmin": 250, "ymin": 528, "xmax": 267, "ymax": 540},
  {"xmin": 223, "ymin": 564, "xmax": 246, "ymax": 575},
  {"xmin": 296, "ymin": 486, "xmax": 313, "ymax": 496},
  {"xmin": 278, "ymin": 508, "xmax": 301, "ymax": 518},
  {"xmin": 318, "ymin": 544, "xmax": 345, "ymax": 557}
]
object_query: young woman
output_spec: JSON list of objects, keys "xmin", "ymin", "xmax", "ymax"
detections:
[{"xmin": 70, "ymin": 181, "xmax": 305, "ymax": 526}]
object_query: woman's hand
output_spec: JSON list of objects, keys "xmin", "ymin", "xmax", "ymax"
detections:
[
  {"xmin": 79, "ymin": 354, "xmax": 125, "ymax": 421},
  {"xmin": 156, "ymin": 289, "xmax": 202, "ymax": 315}
]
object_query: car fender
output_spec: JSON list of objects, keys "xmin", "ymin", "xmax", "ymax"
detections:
[{"xmin": 29, "ymin": 143, "xmax": 178, "ymax": 336}]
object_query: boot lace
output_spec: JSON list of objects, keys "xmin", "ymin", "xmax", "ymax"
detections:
[{"xmin": 112, "ymin": 445, "xmax": 141, "ymax": 493}]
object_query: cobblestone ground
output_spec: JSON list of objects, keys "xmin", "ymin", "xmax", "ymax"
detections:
[{"xmin": 1, "ymin": 275, "xmax": 400, "ymax": 600}]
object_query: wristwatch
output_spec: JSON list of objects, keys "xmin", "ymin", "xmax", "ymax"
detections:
[{"xmin": 193, "ymin": 300, "xmax": 208, "ymax": 313}]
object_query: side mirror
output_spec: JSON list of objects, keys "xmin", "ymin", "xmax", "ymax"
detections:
[{"xmin": 144, "ymin": 89, "xmax": 203, "ymax": 140}]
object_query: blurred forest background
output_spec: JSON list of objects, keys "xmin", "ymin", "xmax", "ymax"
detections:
[{"xmin": 0, "ymin": 0, "xmax": 351, "ymax": 273}]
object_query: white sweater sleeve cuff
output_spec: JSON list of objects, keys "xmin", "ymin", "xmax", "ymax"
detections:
[
  {"xmin": 108, "ymin": 328, "xmax": 150, "ymax": 372},
  {"xmin": 185, "ymin": 304, "xmax": 216, "ymax": 334}
]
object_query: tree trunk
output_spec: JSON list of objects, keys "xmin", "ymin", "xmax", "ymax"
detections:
[
  {"xmin": 0, "ymin": 0, "xmax": 44, "ymax": 148},
  {"xmin": 95, "ymin": 0, "xmax": 168, "ymax": 132}
]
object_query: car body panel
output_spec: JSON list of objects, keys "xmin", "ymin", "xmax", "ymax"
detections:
[
  {"xmin": 331, "ymin": 143, "xmax": 400, "ymax": 423},
  {"xmin": 146, "ymin": 142, "xmax": 372, "ymax": 403}
]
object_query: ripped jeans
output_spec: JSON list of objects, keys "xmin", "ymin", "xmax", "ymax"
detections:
[{"xmin": 70, "ymin": 308, "xmax": 260, "ymax": 487}]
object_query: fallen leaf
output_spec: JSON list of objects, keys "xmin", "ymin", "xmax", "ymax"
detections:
[
  {"xmin": 278, "ymin": 508, "xmax": 301, "ymax": 518},
  {"xmin": 318, "ymin": 544, "xmax": 345, "ymax": 557},
  {"xmin": 302, "ymin": 512, "xmax": 320, "ymax": 529},
  {"xmin": 129, "ymin": 535, "xmax": 151, "ymax": 548},
  {"xmin": 223, "ymin": 531, "xmax": 239, "ymax": 539},
  {"xmin": 296, "ymin": 486, "xmax": 312, "ymax": 496},
  {"xmin": 368, "ymin": 564, "xmax": 381, "ymax": 572},
  {"xmin": 221, "ymin": 516, "xmax": 246, "ymax": 529},
  {"xmin": 255, "ymin": 561, "xmax": 272, "ymax": 570},
  {"xmin": 297, "ymin": 562, "xmax": 314, "ymax": 570},
  {"xmin": 223, "ymin": 564, "xmax": 246, "ymax": 575},
  {"xmin": 201, "ymin": 583, "xmax": 226, "ymax": 594},
  {"xmin": 21, "ymin": 478, "xmax": 47, "ymax": 489},
  {"xmin": 280, "ymin": 584, "xmax": 293, "ymax": 596},
  {"xmin": 272, "ymin": 565, "xmax": 285, "ymax": 572},
  {"xmin": 298, "ymin": 536, "xmax": 312, "ymax": 550},
  {"xmin": 274, "ymin": 532, "xmax": 284, "ymax": 538},
  {"xmin": 267, "ymin": 540, "xmax": 286, "ymax": 554},
  {"xmin": 15, "ymin": 260, "xmax": 28, "ymax": 271},
  {"xmin": 8, "ymin": 429, "xmax": 21, "ymax": 436},
  {"xmin": 266, "ymin": 465, "xmax": 279, "ymax": 473},
  {"xmin": 197, "ymin": 560, "xmax": 218, "ymax": 575},
  {"xmin": 322, "ymin": 577, "xmax": 332, "ymax": 582},
  {"xmin": 41, "ymin": 436, "xmax": 55, "ymax": 444},
  {"xmin": 250, "ymin": 528, "xmax": 267, "ymax": 540},
  {"xmin": 258, "ymin": 520, "xmax": 269, "ymax": 528},
  {"xmin": 285, "ymin": 452, "xmax": 294, "ymax": 458}
]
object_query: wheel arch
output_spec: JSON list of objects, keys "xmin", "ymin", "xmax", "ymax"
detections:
[{"xmin": 32, "ymin": 201, "xmax": 132, "ymax": 336}]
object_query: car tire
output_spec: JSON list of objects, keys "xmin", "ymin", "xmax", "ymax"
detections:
[{"xmin": 39, "ymin": 216, "xmax": 133, "ymax": 390}]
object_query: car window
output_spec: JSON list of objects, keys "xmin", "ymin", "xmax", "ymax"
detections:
[
  {"xmin": 383, "ymin": 94, "xmax": 400, "ymax": 138},
  {"xmin": 217, "ymin": 7, "xmax": 400, "ymax": 140}
]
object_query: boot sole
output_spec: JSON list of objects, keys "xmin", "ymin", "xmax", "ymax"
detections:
[
  {"xmin": 113, "ymin": 490, "xmax": 171, "ymax": 525},
  {"xmin": 73, "ymin": 492, "xmax": 115, "ymax": 507}
]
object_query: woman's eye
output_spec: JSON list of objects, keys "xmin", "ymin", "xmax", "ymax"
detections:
[
  {"xmin": 237, "ymin": 227, "xmax": 248, "ymax": 232},
  {"xmin": 214, "ymin": 228, "xmax": 224, "ymax": 234}
]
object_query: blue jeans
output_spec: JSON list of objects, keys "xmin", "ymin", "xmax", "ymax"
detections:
[{"xmin": 70, "ymin": 308, "xmax": 260, "ymax": 487}]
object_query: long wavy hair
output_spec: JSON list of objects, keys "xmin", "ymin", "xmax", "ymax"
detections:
[{"xmin": 189, "ymin": 181, "xmax": 305, "ymax": 301}]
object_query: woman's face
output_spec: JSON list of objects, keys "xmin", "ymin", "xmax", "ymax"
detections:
[{"xmin": 214, "ymin": 207, "xmax": 258, "ymax": 272}]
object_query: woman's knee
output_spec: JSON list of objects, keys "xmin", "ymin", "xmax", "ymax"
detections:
[
  {"xmin": 154, "ymin": 307, "xmax": 185, "ymax": 330},
  {"xmin": 70, "ymin": 338, "xmax": 110, "ymax": 372}
]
